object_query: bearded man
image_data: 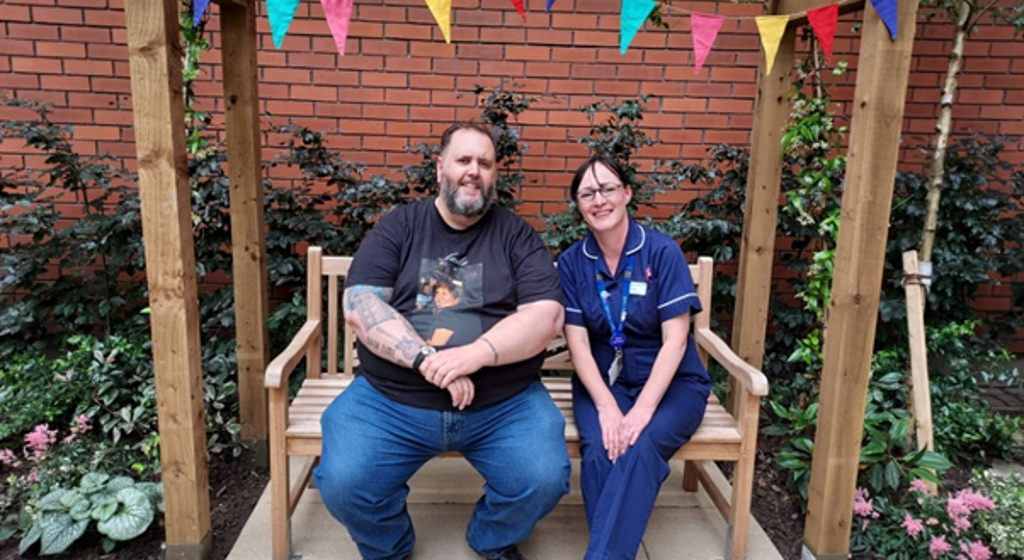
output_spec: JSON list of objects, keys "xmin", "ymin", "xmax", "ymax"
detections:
[{"xmin": 314, "ymin": 122, "xmax": 570, "ymax": 560}]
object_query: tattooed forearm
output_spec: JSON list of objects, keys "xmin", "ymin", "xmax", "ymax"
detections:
[
  {"xmin": 371, "ymin": 324, "xmax": 422, "ymax": 367},
  {"xmin": 347, "ymin": 286, "xmax": 397, "ymax": 330},
  {"xmin": 343, "ymin": 285, "xmax": 426, "ymax": 368}
]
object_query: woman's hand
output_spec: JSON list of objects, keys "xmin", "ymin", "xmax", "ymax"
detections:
[
  {"xmin": 597, "ymin": 404, "xmax": 628, "ymax": 463},
  {"xmin": 620, "ymin": 404, "xmax": 655, "ymax": 448}
]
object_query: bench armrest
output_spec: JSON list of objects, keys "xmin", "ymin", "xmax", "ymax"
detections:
[
  {"xmin": 265, "ymin": 319, "xmax": 322, "ymax": 389},
  {"xmin": 694, "ymin": 327, "xmax": 769, "ymax": 397}
]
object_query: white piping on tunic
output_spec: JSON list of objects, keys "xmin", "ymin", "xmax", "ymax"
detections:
[
  {"xmin": 658, "ymin": 293, "xmax": 698, "ymax": 310},
  {"xmin": 582, "ymin": 223, "xmax": 646, "ymax": 260}
]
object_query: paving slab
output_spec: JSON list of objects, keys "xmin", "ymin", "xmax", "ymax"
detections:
[{"xmin": 227, "ymin": 457, "xmax": 783, "ymax": 560}]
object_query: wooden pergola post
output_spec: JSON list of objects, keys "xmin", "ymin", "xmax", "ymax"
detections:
[
  {"xmin": 220, "ymin": 0, "xmax": 271, "ymax": 462},
  {"xmin": 730, "ymin": 7, "xmax": 795, "ymax": 395},
  {"xmin": 802, "ymin": 0, "xmax": 920, "ymax": 556},
  {"xmin": 125, "ymin": 0, "xmax": 211, "ymax": 558}
]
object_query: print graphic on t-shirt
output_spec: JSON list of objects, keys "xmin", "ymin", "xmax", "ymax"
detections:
[{"xmin": 411, "ymin": 253, "xmax": 483, "ymax": 347}]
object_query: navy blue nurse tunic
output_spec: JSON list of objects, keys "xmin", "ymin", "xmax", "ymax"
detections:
[{"xmin": 557, "ymin": 221, "xmax": 711, "ymax": 560}]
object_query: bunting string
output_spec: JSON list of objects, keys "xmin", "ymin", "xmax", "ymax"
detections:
[{"xmin": 191, "ymin": 0, "xmax": 896, "ymax": 71}]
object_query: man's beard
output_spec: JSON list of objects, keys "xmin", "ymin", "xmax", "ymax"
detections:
[{"xmin": 440, "ymin": 174, "xmax": 494, "ymax": 218}]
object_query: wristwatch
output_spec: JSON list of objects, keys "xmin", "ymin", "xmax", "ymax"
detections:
[{"xmin": 412, "ymin": 345, "xmax": 436, "ymax": 374}]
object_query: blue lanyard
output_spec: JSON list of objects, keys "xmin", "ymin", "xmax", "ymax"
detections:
[{"xmin": 595, "ymin": 255, "xmax": 633, "ymax": 349}]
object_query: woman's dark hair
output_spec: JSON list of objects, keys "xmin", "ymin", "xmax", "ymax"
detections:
[{"xmin": 569, "ymin": 155, "xmax": 629, "ymax": 200}]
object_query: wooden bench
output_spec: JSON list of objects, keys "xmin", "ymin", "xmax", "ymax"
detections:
[{"xmin": 265, "ymin": 247, "xmax": 769, "ymax": 560}]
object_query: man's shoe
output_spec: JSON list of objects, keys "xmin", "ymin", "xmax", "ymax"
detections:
[{"xmin": 477, "ymin": 545, "xmax": 526, "ymax": 560}]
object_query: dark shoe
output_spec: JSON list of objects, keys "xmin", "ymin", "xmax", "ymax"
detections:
[{"xmin": 477, "ymin": 545, "xmax": 526, "ymax": 560}]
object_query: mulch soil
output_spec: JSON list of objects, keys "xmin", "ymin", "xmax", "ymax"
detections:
[{"xmin": 1, "ymin": 451, "xmax": 269, "ymax": 560}]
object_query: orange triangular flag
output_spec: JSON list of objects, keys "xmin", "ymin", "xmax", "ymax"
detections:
[
  {"xmin": 755, "ymin": 15, "xmax": 788, "ymax": 76},
  {"xmin": 807, "ymin": 4, "xmax": 838, "ymax": 65},
  {"xmin": 690, "ymin": 13, "xmax": 725, "ymax": 74}
]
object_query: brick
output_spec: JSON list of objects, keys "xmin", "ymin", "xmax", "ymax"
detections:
[
  {"xmin": 526, "ymin": 29, "xmax": 574, "ymax": 46},
  {"xmin": 338, "ymin": 119, "xmax": 386, "ymax": 135},
  {"xmin": 32, "ymin": 6, "xmax": 83, "ymax": 24},
  {"xmin": 386, "ymin": 89, "xmax": 430, "ymax": 105},
  {"xmin": 361, "ymin": 72, "xmax": 408, "ymax": 88},
  {"xmin": 457, "ymin": 44, "xmax": 504, "ymax": 59},
  {"xmin": 266, "ymin": 100, "xmax": 314, "ymax": 116},
  {"xmin": 411, "ymin": 106, "xmax": 455, "ymax": 121},
  {"xmin": 313, "ymin": 102, "xmax": 362, "ymax": 119},
  {"xmin": 0, "ymin": 5, "xmax": 32, "ymax": 21},
  {"xmin": 60, "ymin": 25, "xmax": 110, "ymax": 43},
  {"xmin": 40, "ymin": 75, "xmax": 91, "ymax": 91},
  {"xmin": 434, "ymin": 58, "xmax": 478, "ymax": 74},
  {"xmin": 386, "ymin": 121, "xmax": 432, "ymax": 137},
  {"xmin": 72, "ymin": 125, "xmax": 121, "ymax": 141},
  {"xmin": 7, "ymin": 23, "xmax": 60, "ymax": 40},
  {"xmin": 958, "ymin": 89, "xmax": 1005, "ymax": 105},
  {"xmin": 0, "ymin": 39, "xmax": 35, "ymax": 56},
  {"xmin": 37, "ymin": 41, "xmax": 86, "ymax": 58},
  {"xmin": 86, "ymin": 43, "xmax": 128, "ymax": 60},
  {"xmin": 359, "ymin": 6, "xmax": 408, "ymax": 21},
  {"xmin": 65, "ymin": 59, "xmax": 114, "ymax": 76},
  {"xmin": 385, "ymin": 22, "xmax": 432, "ymax": 41},
  {"xmin": 337, "ymin": 87, "xmax": 385, "ymax": 103},
  {"xmin": 12, "ymin": 57, "xmax": 62, "ymax": 74},
  {"xmin": 479, "ymin": 28, "xmax": 525, "ymax": 44},
  {"xmin": 360, "ymin": 39, "xmax": 409, "ymax": 56}
]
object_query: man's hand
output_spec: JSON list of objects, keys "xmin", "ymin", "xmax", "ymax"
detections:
[
  {"xmin": 419, "ymin": 342, "xmax": 492, "ymax": 389},
  {"xmin": 447, "ymin": 377, "xmax": 475, "ymax": 410}
]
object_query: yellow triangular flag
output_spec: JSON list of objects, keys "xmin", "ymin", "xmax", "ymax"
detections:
[
  {"xmin": 755, "ymin": 15, "xmax": 788, "ymax": 76},
  {"xmin": 424, "ymin": 0, "xmax": 452, "ymax": 43}
]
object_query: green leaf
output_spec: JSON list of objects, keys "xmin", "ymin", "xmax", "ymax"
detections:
[
  {"xmin": 38, "ymin": 489, "xmax": 69, "ymax": 512},
  {"xmin": 102, "ymin": 536, "xmax": 117, "ymax": 553},
  {"xmin": 0, "ymin": 525, "xmax": 16, "ymax": 543},
  {"xmin": 92, "ymin": 499, "xmax": 118, "ymax": 522},
  {"xmin": 792, "ymin": 437, "xmax": 814, "ymax": 454},
  {"xmin": 96, "ymin": 488, "xmax": 154, "ymax": 541},
  {"xmin": 107, "ymin": 476, "xmax": 135, "ymax": 493},
  {"xmin": 39, "ymin": 512, "xmax": 88, "ymax": 555},
  {"xmin": 890, "ymin": 417, "xmax": 909, "ymax": 442},
  {"xmin": 79, "ymin": 472, "xmax": 110, "ymax": 494},
  {"xmin": 884, "ymin": 461, "xmax": 901, "ymax": 489},
  {"xmin": 19, "ymin": 522, "xmax": 42, "ymax": 554},
  {"xmin": 909, "ymin": 451, "xmax": 953, "ymax": 471}
]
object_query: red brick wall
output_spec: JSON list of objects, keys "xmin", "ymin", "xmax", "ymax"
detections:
[{"xmin": 2, "ymin": 0, "xmax": 1022, "ymax": 346}]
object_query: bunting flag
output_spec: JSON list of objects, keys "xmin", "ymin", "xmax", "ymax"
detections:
[
  {"xmin": 321, "ymin": 0, "xmax": 355, "ymax": 56},
  {"xmin": 193, "ymin": 0, "xmax": 211, "ymax": 27},
  {"xmin": 620, "ymin": 0, "xmax": 656, "ymax": 54},
  {"xmin": 868, "ymin": 0, "xmax": 898, "ymax": 40},
  {"xmin": 690, "ymin": 13, "xmax": 725, "ymax": 74},
  {"xmin": 268, "ymin": 0, "xmax": 302, "ymax": 49},
  {"xmin": 425, "ymin": 0, "xmax": 452, "ymax": 43},
  {"xmin": 508, "ymin": 0, "xmax": 526, "ymax": 21},
  {"xmin": 755, "ymin": 15, "xmax": 788, "ymax": 76},
  {"xmin": 807, "ymin": 3, "xmax": 838, "ymax": 65},
  {"xmin": 545, "ymin": 0, "xmax": 557, "ymax": 13}
]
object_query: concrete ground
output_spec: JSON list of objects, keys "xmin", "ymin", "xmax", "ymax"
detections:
[{"xmin": 227, "ymin": 457, "xmax": 784, "ymax": 560}]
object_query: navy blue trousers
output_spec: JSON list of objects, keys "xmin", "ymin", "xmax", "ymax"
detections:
[{"xmin": 573, "ymin": 375, "xmax": 710, "ymax": 560}]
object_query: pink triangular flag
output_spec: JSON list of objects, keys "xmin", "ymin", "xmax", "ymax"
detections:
[
  {"xmin": 807, "ymin": 3, "xmax": 838, "ymax": 65},
  {"xmin": 690, "ymin": 13, "xmax": 725, "ymax": 74},
  {"xmin": 321, "ymin": 0, "xmax": 356, "ymax": 56},
  {"xmin": 508, "ymin": 0, "xmax": 526, "ymax": 21}
]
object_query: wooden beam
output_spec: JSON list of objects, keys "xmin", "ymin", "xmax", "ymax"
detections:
[
  {"xmin": 776, "ymin": 0, "xmax": 865, "ymax": 24},
  {"xmin": 903, "ymin": 252, "xmax": 935, "ymax": 458},
  {"xmin": 220, "ymin": 0, "xmax": 270, "ymax": 459},
  {"xmin": 124, "ymin": 1, "xmax": 211, "ymax": 558},
  {"xmin": 730, "ymin": 14, "xmax": 796, "ymax": 394},
  {"xmin": 802, "ymin": 0, "xmax": 920, "ymax": 557}
]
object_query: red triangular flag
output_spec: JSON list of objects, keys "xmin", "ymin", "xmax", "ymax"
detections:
[
  {"xmin": 807, "ymin": 4, "xmax": 838, "ymax": 65},
  {"xmin": 690, "ymin": 13, "xmax": 725, "ymax": 74},
  {"xmin": 508, "ymin": 0, "xmax": 526, "ymax": 21}
]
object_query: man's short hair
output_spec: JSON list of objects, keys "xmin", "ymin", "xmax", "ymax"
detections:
[{"xmin": 439, "ymin": 122, "xmax": 498, "ymax": 157}]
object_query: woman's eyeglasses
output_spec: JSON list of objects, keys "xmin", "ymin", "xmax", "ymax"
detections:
[{"xmin": 576, "ymin": 184, "xmax": 624, "ymax": 203}]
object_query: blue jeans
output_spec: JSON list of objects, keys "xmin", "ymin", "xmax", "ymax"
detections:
[{"xmin": 314, "ymin": 376, "xmax": 571, "ymax": 560}]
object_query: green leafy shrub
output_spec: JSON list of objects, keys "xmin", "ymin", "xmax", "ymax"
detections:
[
  {"xmin": 18, "ymin": 472, "xmax": 163, "ymax": 556},
  {"xmin": 971, "ymin": 470, "xmax": 1024, "ymax": 558}
]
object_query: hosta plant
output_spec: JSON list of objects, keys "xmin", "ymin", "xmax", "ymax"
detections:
[{"xmin": 18, "ymin": 472, "xmax": 163, "ymax": 555}]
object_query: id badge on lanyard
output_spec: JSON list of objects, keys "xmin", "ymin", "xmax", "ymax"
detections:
[{"xmin": 596, "ymin": 256, "xmax": 633, "ymax": 385}]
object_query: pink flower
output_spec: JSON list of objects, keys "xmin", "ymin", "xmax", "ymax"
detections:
[
  {"xmin": 959, "ymin": 541, "xmax": 992, "ymax": 560},
  {"xmin": 930, "ymin": 535, "xmax": 952, "ymax": 559},
  {"xmin": 23, "ymin": 424, "xmax": 57, "ymax": 462},
  {"xmin": 947, "ymin": 496, "xmax": 970, "ymax": 519},
  {"xmin": 24, "ymin": 469, "xmax": 39, "ymax": 484},
  {"xmin": 953, "ymin": 515, "xmax": 972, "ymax": 533},
  {"xmin": 910, "ymin": 479, "xmax": 929, "ymax": 494},
  {"xmin": 71, "ymin": 415, "xmax": 91, "ymax": 436},
  {"xmin": 957, "ymin": 490, "xmax": 994, "ymax": 513},
  {"xmin": 0, "ymin": 448, "xmax": 20, "ymax": 468},
  {"xmin": 926, "ymin": 517, "xmax": 939, "ymax": 526},
  {"xmin": 853, "ymin": 488, "xmax": 875, "ymax": 517},
  {"xmin": 903, "ymin": 514, "xmax": 924, "ymax": 540}
]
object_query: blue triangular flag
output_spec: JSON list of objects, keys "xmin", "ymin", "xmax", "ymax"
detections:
[
  {"xmin": 620, "ymin": 0, "xmax": 656, "ymax": 54},
  {"xmin": 868, "ymin": 0, "xmax": 897, "ymax": 40},
  {"xmin": 193, "ymin": 0, "xmax": 211, "ymax": 27},
  {"xmin": 546, "ymin": 0, "xmax": 556, "ymax": 13},
  {"xmin": 268, "ymin": 0, "xmax": 303, "ymax": 49}
]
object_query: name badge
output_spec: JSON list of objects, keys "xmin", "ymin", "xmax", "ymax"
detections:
[{"xmin": 629, "ymin": 282, "xmax": 648, "ymax": 296}]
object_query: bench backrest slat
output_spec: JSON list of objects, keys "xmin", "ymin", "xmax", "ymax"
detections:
[{"xmin": 311, "ymin": 249, "xmax": 711, "ymax": 377}]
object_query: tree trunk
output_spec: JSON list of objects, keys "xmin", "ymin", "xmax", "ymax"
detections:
[{"xmin": 920, "ymin": 0, "xmax": 972, "ymax": 263}]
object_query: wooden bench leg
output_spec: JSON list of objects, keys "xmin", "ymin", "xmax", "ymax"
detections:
[
  {"xmin": 728, "ymin": 394, "xmax": 760, "ymax": 560},
  {"xmin": 270, "ymin": 392, "xmax": 291, "ymax": 560},
  {"xmin": 682, "ymin": 460, "xmax": 699, "ymax": 492}
]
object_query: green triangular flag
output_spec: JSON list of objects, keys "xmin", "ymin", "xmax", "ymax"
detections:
[
  {"xmin": 620, "ymin": 0, "xmax": 656, "ymax": 54},
  {"xmin": 268, "ymin": 0, "xmax": 302, "ymax": 49}
]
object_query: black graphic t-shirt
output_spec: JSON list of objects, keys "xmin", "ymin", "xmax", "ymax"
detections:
[{"xmin": 346, "ymin": 198, "xmax": 563, "ymax": 411}]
